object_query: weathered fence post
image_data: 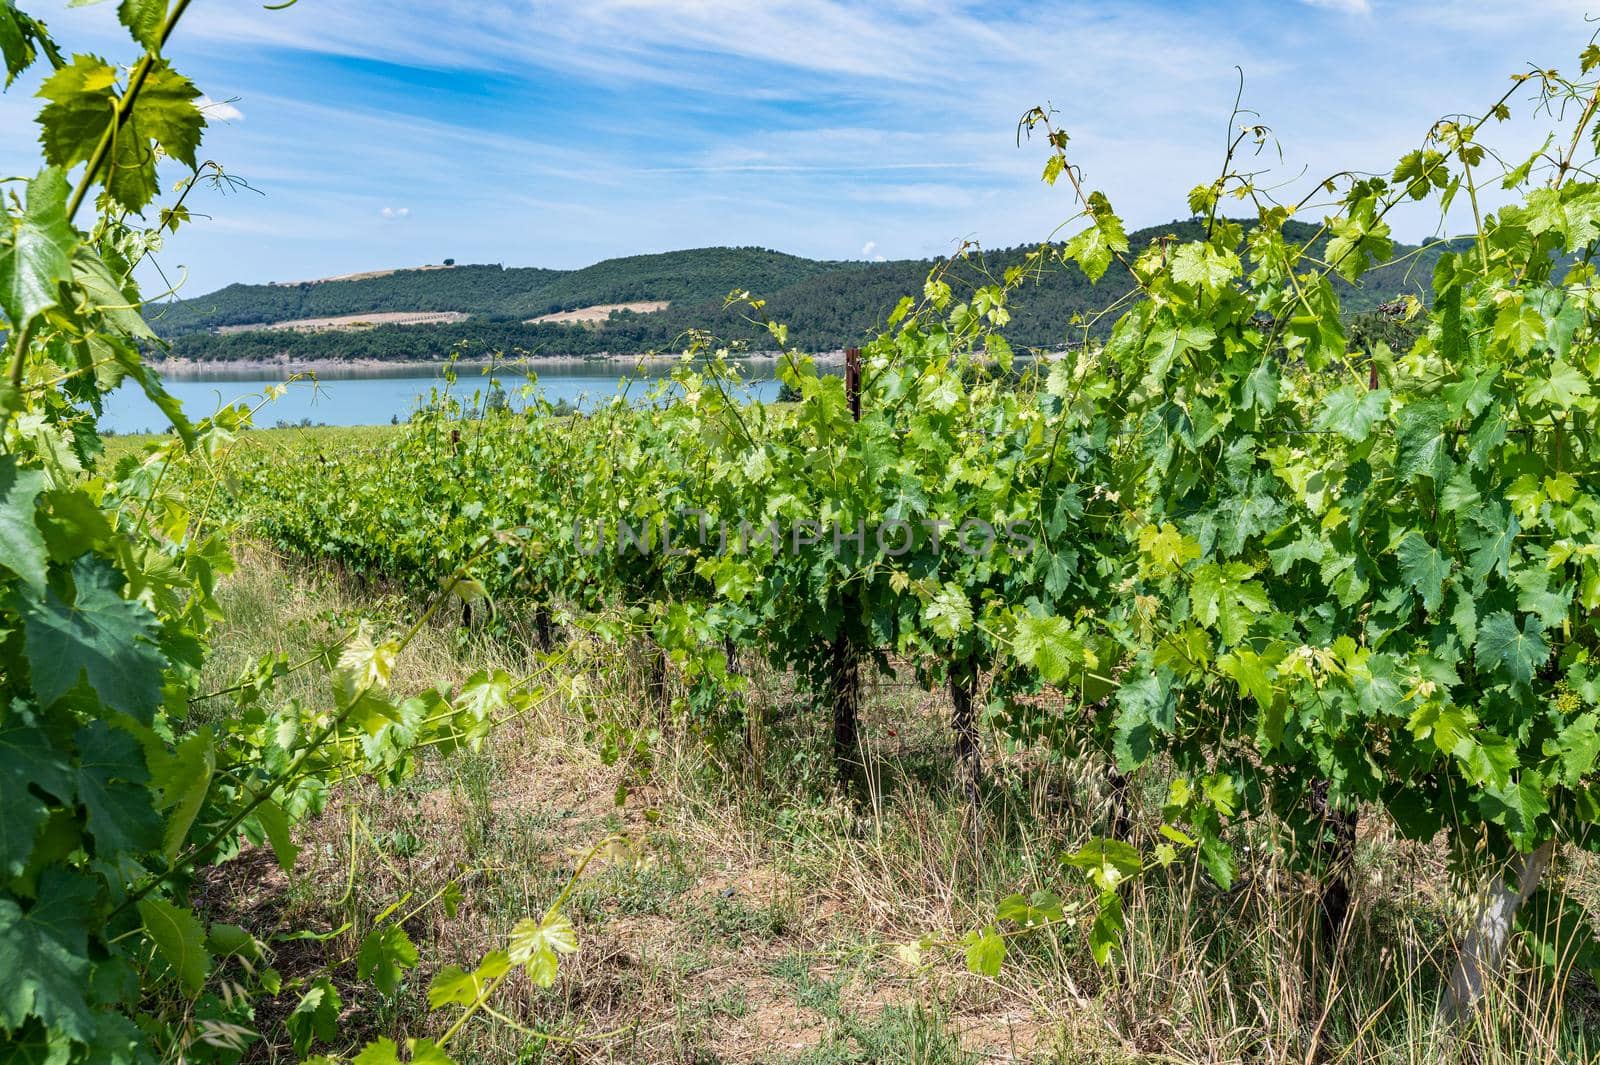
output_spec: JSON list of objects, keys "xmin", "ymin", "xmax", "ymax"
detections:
[{"xmin": 1443, "ymin": 840, "xmax": 1556, "ymax": 1019}]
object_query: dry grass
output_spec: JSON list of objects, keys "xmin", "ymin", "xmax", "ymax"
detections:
[
  {"xmin": 525, "ymin": 302, "xmax": 671, "ymax": 325},
  {"xmin": 197, "ymin": 548, "xmax": 1600, "ymax": 1064},
  {"xmin": 216, "ymin": 311, "xmax": 471, "ymax": 334}
]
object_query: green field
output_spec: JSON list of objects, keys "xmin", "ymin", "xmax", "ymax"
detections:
[{"xmin": 103, "ymin": 422, "xmax": 404, "ymax": 465}]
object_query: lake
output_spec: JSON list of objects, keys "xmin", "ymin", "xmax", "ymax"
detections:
[{"xmin": 100, "ymin": 361, "xmax": 785, "ymax": 435}]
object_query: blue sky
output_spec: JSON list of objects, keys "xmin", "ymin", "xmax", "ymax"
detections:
[{"xmin": 1, "ymin": 0, "xmax": 1595, "ymax": 294}]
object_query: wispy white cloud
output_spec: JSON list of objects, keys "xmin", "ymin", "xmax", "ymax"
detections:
[
  {"xmin": 2, "ymin": 0, "xmax": 1592, "ymax": 291},
  {"xmin": 1298, "ymin": 0, "xmax": 1372, "ymax": 13},
  {"xmin": 380, "ymin": 206, "xmax": 411, "ymax": 220},
  {"xmin": 196, "ymin": 95, "xmax": 244, "ymax": 121},
  {"xmin": 636, "ymin": 162, "xmax": 989, "ymax": 175}
]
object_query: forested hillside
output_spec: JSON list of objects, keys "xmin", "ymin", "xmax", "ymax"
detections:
[
  {"xmin": 158, "ymin": 221, "xmax": 1454, "ymax": 362},
  {"xmin": 151, "ymin": 247, "xmax": 855, "ymax": 335}
]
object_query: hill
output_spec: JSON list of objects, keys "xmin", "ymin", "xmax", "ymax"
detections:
[
  {"xmin": 155, "ymin": 223, "xmax": 1453, "ymax": 364},
  {"xmin": 150, "ymin": 247, "xmax": 855, "ymax": 337}
]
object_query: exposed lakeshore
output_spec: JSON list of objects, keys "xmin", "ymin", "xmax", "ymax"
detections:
[{"xmin": 151, "ymin": 350, "xmax": 850, "ymax": 378}]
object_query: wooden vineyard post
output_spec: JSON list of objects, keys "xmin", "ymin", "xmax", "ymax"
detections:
[
  {"xmin": 831, "ymin": 348, "xmax": 865, "ymax": 793},
  {"xmin": 845, "ymin": 345, "xmax": 862, "ymax": 421}
]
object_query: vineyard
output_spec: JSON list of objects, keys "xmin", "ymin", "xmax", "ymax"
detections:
[{"xmin": 7, "ymin": 1, "xmax": 1600, "ymax": 1062}]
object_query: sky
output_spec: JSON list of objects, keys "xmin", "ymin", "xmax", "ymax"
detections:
[{"xmin": 1, "ymin": 0, "xmax": 1597, "ymax": 295}]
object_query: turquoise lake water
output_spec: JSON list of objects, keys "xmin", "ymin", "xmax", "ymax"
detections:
[{"xmin": 100, "ymin": 362, "xmax": 784, "ymax": 435}]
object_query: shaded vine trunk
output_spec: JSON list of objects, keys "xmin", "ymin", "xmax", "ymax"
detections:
[
  {"xmin": 1085, "ymin": 696, "xmax": 1131, "ymax": 842},
  {"xmin": 648, "ymin": 641, "xmax": 669, "ymax": 718},
  {"xmin": 533, "ymin": 604, "xmax": 554, "ymax": 652},
  {"xmin": 948, "ymin": 668, "xmax": 982, "ymax": 810},
  {"xmin": 1309, "ymin": 779, "xmax": 1358, "ymax": 957},
  {"xmin": 729, "ymin": 635, "xmax": 762, "ymax": 786},
  {"xmin": 1106, "ymin": 766, "xmax": 1131, "ymax": 843},
  {"xmin": 827, "ymin": 626, "xmax": 862, "ymax": 794},
  {"xmin": 829, "ymin": 348, "xmax": 865, "ymax": 797},
  {"xmin": 1442, "ymin": 839, "xmax": 1555, "ymax": 1019}
]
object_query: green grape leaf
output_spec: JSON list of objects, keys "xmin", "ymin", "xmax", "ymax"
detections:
[
  {"xmin": 1315, "ymin": 385, "xmax": 1389, "ymax": 442},
  {"xmin": 136, "ymin": 897, "xmax": 211, "ymax": 995},
  {"xmin": 74, "ymin": 245, "xmax": 154, "ymax": 339},
  {"xmin": 286, "ymin": 979, "xmax": 341, "ymax": 1057},
  {"xmin": 408, "ymin": 1038, "xmax": 457, "ymax": 1065},
  {"xmin": 1242, "ymin": 356, "xmax": 1279, "ymax": 411},
  {"xmin": 356, "ymin": 924, "xmax": 419, "ymax": 997},
  {"xmin": 1088, "ymin": 891, "xmax": 1125, "ymax": 965},
  {"xmin": 1457, "ymin": 730, "xmax": 1518, "ymax": 790},
  {"xmin": 1199, "ymin": 835, "xmax": 1236, "ymax": 889},
  {"xmin": 37, "ymin": 55, "xmax": 202, "ymax": 211},
  {"xmin": 1393, "ymin": 149, "xmax": 1449, "ymax": 199},
  {"xmin": 1190, "ymin": 562, "xmax": 1268, "ymax": 645},
  {"xmin": 36, "ymin": 55, "xmax": 120, "ymax": 171},
  {"xmin": 254, "ymin": 798, "xmax": 300, "ymax": 872},
  {"xmin": 0, "ymin": 167, "xmax": 75, "ymax": 328},
  {"xmin": 352, "ymin": 1038, "xmax": 402, "ymax": 1065},
  {"xmin": 1395, "ymin": 401, "xmax": 1450, "ymax": 481},
  {"xmin": 426, "ymin": 966, "xmax": 478, "ymax": 1009},
  {"xmin": 996, "ymin": 890, "xmax": 1064, "ymax": 926},
  {"xmin": 0, "ymin": 723, "xmax": 73, "ymax": 877},
  {"xmin": 1113, "ymin": 670, "xmax": 1174, "ymax": 769},
  {"xmin": 1395, "ymin": 531, "xmax": 1449, "ymax": 612},
  {"xmin": 117, "ymin": 0, "xmax": 166, "ymax": 50},
  {"xmin": 427, "ymin": 951, "xmax": 510, "ymax": 1009},
  {"xmin": 508, "ymin": 911, "xmax": 578, "ymax": 988},
  {"xmin": 1218, "ymin": 647, "xmax": 1274, "ymax": 711},
  {"xmin": 1326, "ymin": 212, "xmax": 1394, "ymax": 282},
  {"xmin": 920, "ymin": 583, "xmax": 972, "ymax": 640},
  {"xmin": 1546, "ymin": 713, "xmax": 1600, "ymax": 786},
  {"xmin": 1011, "ymin": 613, "xmax": 1080, "ymax": 684},
  {"xmin": 1064, "ymin": 838, "xmax": 1142, "ymax": 892},
  {"xmin": 74, "ymin": 721, "xmax": 161, "ymax": 858},
  {"xmin": 206, "ymin": 922, "xmax": 260, "ymax": 961},
  {"xmin": 1493, "ymin": 301, "xmax": 1545, "ymax": 357},
  {"xmin": 1064, "ymin": 225, "xmax": 1117, "ymax": 282},
  {"xmin": 1169, "ymin": 241, "xmax": 1239, "ymax": 294},
  {"xmin": 19, "ymin": 555, "xmax": 166, "ymax": 720},
  {"xmin": 0, "ymin": 4, "xmax": 48, "ymax": 84},
  {"xmin": 0, "ymin": 1020, "xmax": 59, "ymax": 1065},
  {"xmin": 1479, "ymin": 773, "xmax": 1549, "ymax": 842},
  {"xmin": 1476, "ymin": 611, "xmax": 1548, "ymax": 690},
  {"xmin": 134, "ymin": 59, "xmax": 203, "ymax": 170},
  {"xmin": 150, "ymin": 726, "xmax": 214, "ymax": 859},
  {"xmin": 961, "ymin": 925, "xmax": 1006, "ymax": 977},
  {"xmin": 0, "ymin": 455, "xmax": 48, "ymax": 591},
  {"xmin": 1061, "ymin": 191, "xmax": 1127, "ymax": 282},
  {"xmin": 456, "ymin": 667, "xmax": 512, "ymax": 722},
  {"xmin": 0, "ymin": 870, "xmax": 97, "ymax": 1040},
  {"xmin": 333, "ymin": 623, "xmax": 396, "ymax": 704},
  {"xmin": 1142, "ymin": 320, "xmax": 1215, "ymax": 388},
  {"xmin": 1524, "ymin": 359, "xmax": 1589, "ymax": 410},
  {"xmin": 1462, "ymin": 506, "xmax": 1516, "ymax": 582}
]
